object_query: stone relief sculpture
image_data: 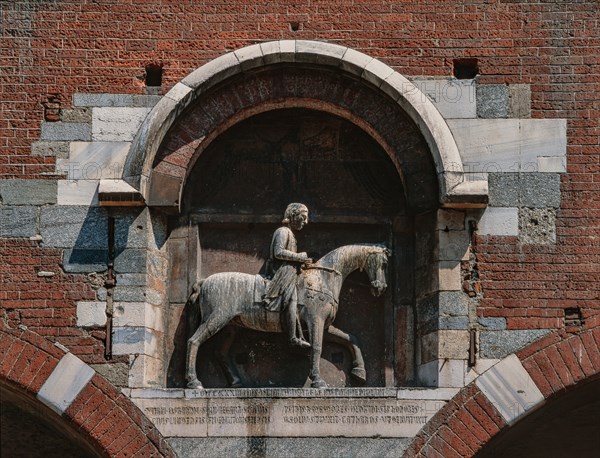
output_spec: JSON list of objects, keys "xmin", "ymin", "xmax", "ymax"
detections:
[
  {"xmin": 262, "ymin": 203, "xmax": 312, "ymax": 349},
  {"xmin": 185, "ymin": 204, "xmax": 391, "ymax": 389}
]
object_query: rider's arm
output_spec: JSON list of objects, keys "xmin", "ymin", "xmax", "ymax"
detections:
[{"xmin": 272, "ymin": 227, "xmax": 308, "ymax": 262}]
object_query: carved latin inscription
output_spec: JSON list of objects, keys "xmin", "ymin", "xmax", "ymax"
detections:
[{"xmin": 134, "ymin": 397, "xmax": 441, "ymax": 438}]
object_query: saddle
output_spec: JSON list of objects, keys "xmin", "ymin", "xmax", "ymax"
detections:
[{"xmin": 253, "ymin": 273, "xmax": 335, "ymax": 309}]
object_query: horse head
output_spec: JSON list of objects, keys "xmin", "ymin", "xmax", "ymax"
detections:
[{"xmin": 364, "ymin": 245, "xmax": 391, "ymax": 297}]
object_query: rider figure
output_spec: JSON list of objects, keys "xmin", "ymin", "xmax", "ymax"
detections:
[{"xmin": 263, "ymin": 203, "xmax": 312, "ymax": 349}]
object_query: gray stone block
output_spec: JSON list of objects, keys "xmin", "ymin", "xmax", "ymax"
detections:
[
  {"xmin": 168, "ymin": 437, "xmax": 410, "ymax": 458},
  {"xmin": 477, "ymin": 84, "xmax": 509, "ymax": 118},
  {"xmin": 73, "ymin": 93, "xmax": 162, "ymax": 108},
  {"xmin": 489, "ymin": 173, "xmax": 561, "ymax": 208},
  {"xmin": 92, "ymin": 107, "xmax": 151, "ymax": 142},
  {"xmin": 116, "ymin": 273, "xmax": 146, "ymax": 286},
  {"xmin": 438, "ymin": 291, "xmax": 469, "ymax": 317},
  {"xmin": 113, "ymin": 285, "xmax": 146, "ymax": 302},
  {"xmin": 520, "ymin": 173, "xmax": 561, "ymax": 208},
  {"xmin": 40, "ymin": 122, "xmax": 91, "ymax": 141},
  {"xmin": 73, "ymin": 93, "xmax": 133, "ymax": 107},
  {"xmin": 480, "ymin": 329, "xmax": 550, "ymax": 358},
  {"xmin": 89, "ymin": 363, "xmax": 129, "ymax": 388},
  {"xmin": 40, "ymin": 206, "xmax": 108, "ymax": 248},
  {"xmin": 0, "ymin": 179, "xmax": 57, "ymax": 205},
  {"xmin": 478, "ymin": 317, "xmax": 507, "ymax": 330},
  {"xmin": 63, "ymin": 249, "xmax": 108, "ymax": 273},
  {"xmin": 114, "ymin": 209, "xmax": 149, "ymax": 249},
  {"xmin": 60, "ymin": 107, "xmax": 92, "ymax": 123},
  {"xmin": 0, "ymin": 206, "xmax": 37, "ymax": 237},
  {"xmin": 520, "ymin": 208, "xmax": 556, "ymax": 245},
  {"xmin": 509, "ymin": 84, "xmax": 531, "ymax": 118},
  {"xmin": 439, "ymin": 316, "xmax": 469, "ymax": 330},
  {"xmin": 31, "ymin": 141, "xmax": 70, "ymax": 158},
  {"xmin": 114, "ymin": 248, "xmax": 146, "ymax": 273},
  {"xmin": 488, "ymin": 173, "xmax": 520, "ymax": 207}
]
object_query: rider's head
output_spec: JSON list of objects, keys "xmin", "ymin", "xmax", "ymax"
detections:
[{"xmin": 283, "ymin": 203, "xmax": 309, "ymax": 230}]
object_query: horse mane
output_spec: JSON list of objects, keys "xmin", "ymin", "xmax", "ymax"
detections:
[{"xmin": 316, "ymin": 243, "xmax": 388, "ymax": 268}]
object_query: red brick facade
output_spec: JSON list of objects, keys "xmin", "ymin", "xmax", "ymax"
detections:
[{"xmin": 2, "ymin": 0, "xmax": 599, "ymax": 455}]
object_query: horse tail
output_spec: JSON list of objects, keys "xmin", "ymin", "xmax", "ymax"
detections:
[{"xmin": 186, "ymin": 279, "xmax": 204, "ymax": 340}]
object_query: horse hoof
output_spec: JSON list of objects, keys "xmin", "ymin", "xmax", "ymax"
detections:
[
  {"xmin": 187, "ymin": 380, "xmax": 204, "ymax": 389},
  {"xmin": 351, "ymin": 367, "xmax": 367, "ymax": 383},
  {"xmin": 311, "ymin": 379, "xmax": 328, "ymax": 389}
]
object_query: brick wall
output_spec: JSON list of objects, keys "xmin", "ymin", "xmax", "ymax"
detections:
[{"xmin": 1, "ymin": 0, "xmax": 598, "ymax": 385}]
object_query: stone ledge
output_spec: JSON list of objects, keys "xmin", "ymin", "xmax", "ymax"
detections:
[{"xmin": 128, "ymin": 387, "xmax": 458, "ymax": 400}]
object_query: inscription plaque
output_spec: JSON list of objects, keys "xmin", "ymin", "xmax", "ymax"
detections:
[{"xmin": 133, "ymin": 395, "xmax": 443, "ymax": 438}]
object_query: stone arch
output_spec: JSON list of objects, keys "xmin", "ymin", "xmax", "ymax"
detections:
[
  {"xmin": 123, "ymin": 40, "xmax": 484, "ymax": 209},
  {"xmin": 403, "ymin": 318, "xmax": 600, "ymax": 457},
  {"xmin": 0, "ymin": 326, "xmax": 175, "ymax": 457}
]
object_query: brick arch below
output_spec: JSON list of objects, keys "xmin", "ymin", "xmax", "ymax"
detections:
[
  {"xmin": 403, "ymin": 317, "xmax": 600, "ymax": 457},
  {"xmin": 0, "ymin": 326, "xmax": 175, "ymax": 457},
  {"xmin": 123, "ymin": 40, "xmax": 485, "ymax": 210}
]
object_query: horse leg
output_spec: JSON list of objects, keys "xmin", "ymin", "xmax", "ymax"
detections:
[
  {"xmin": 326, "ymin": 325, "xmax": 366, "ymax": 384},
  {"xmin": 186, "ymin": 313, "xmax": 231, "ymax": 389},
  {"xmin": 307, "ymin": 316, "xmax": 327, "ymax": 388},
  {"xmin": 215, "ymin": 326, "xmax": 243, "ymax": 388}
]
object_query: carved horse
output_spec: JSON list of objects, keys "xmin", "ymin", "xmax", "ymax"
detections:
[{"xmin": 185, "ymin": 243, "xmax": 391, "ymax": 389}]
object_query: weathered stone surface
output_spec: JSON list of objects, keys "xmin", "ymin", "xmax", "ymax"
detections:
[
  {"xmin": 0, "ymin": 206, "xmax": 37, "ymax": 237},
  {"xmin": 40, "ymin": 122, "xmax": 91, "ymax": 141},
  {"xmin": 418, "ymin": 358, "xmax": 466, "ymax": 388},
  {"xmin": 476, "ymin": 354, "xmax": 544, "ymax": 424},
  {"xmin": 480, "ymin": 329, "xmax": 551, "ymax": 358},
  {"xmin": 537, "ymin": 156, "xmax": 567, "ymax": 173},
  {"xmin": 438, "ymin": 291, "xmax": 469, "ymax": 317},
  {"xmin": 112, "ymin": 326, "xmax": 159, "ymax": 356},
  {"xmin": 488, "ymin": 173, "xmax": 519, "ymax": 206},
  {"xmin": 520, "ymin": 207, "xmax": 557, "ymax": 244},
  {"xmin": 92, "ymin": 107, "xmax": 151, "ymax": 142},
  {"xmin": 63, "ymin": 249, "xmax": 108, "ymax": 273},
  {"xmin": 133, "ymin": 396, "xmax": 441, "ymax": 438},
  {"xmin": 56, "ymin": 141, "xmax": 130, "ymax": 180},
  {"xmin": 73, "ymin": 93, "xmax": 162, "ymax": 107},
  {"xmin": 477, "ymin": 207, "xmax": 519, "ymax": 236},
  {"xmin": 436, "ymin": 261, "xmax": 461, "ymax": 291},
  {"xmin": 60, "ymin": 107, "xmax": 92, "ymax": 123},
  {"xmin": 0, "ymin": 179, "xmax": 57, "ymax": 205},
  {"xmin": 57, "ymin": 180, "xmax": 99, "ymax": 206},
  {"xmin": 112, "ymin": 285, "xmax": 146, "ymax": 302},
  {"xmin": 477, "ymin": 84, "xmax": 509, "ymax": 118},
  {"xmin": 411, "ymin": 78, "xmax": 476, "ymax": 119},
  {"xmin": 31, "ymin": 141, "xmax": 70, "ymax": 158},
  {"xmin": 89, "ymin": 362, "xmax": 129, "ymax": 388},
  {"xmin": 439, "ymin": 316, "xmax": 469, "ymax": 330},
  {"xmin": 113, "ymin": 302, "xmax": 163, "ymax": 332},
  {"xmin": 115, "ymin": 273, "xmax": 146, "ymax": 286},
  {"xmin": 114, "ymin": 208, "xmax": 149, "ymax": 249},
  {"xmin": 448, "ymin": 119, "xmax": 567, "ymax": 173},
  {"xmin": 478, "ymin": 317, "xmax": 507, "ymax": 330},
  {"xmin": 114, "ymin": 248, "xmax": 146, "ymax": 273},
  {"xmin": 40, "ymin": 206, "xmax": 107, "ymax": 248},
  {"xmin": 489, "ymin": 173, "xmax": 560, "ymax": 208},
  {"xmin": 520, "ymin": 173, "xmax": 561, "ymax": 208},
  {"xmin": 508, "ymin": 84, "xmax": 532, "ymax": 118},
  {"xmin": 76, "ymin": 301, "xmax": 107, "ymax": 327},
  {"xmin": 168, "ymin": 437, "xmax": 410, "ymax": 458}
]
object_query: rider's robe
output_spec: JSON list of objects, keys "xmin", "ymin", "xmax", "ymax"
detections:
[{"xmin": 262, "ymin": 226, "xmax": 305, "ymax": 312}]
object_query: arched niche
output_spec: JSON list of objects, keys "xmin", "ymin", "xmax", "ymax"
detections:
[{"xmin": 123, "ymin": 42, "xmax": 486, "ymax": 389}]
